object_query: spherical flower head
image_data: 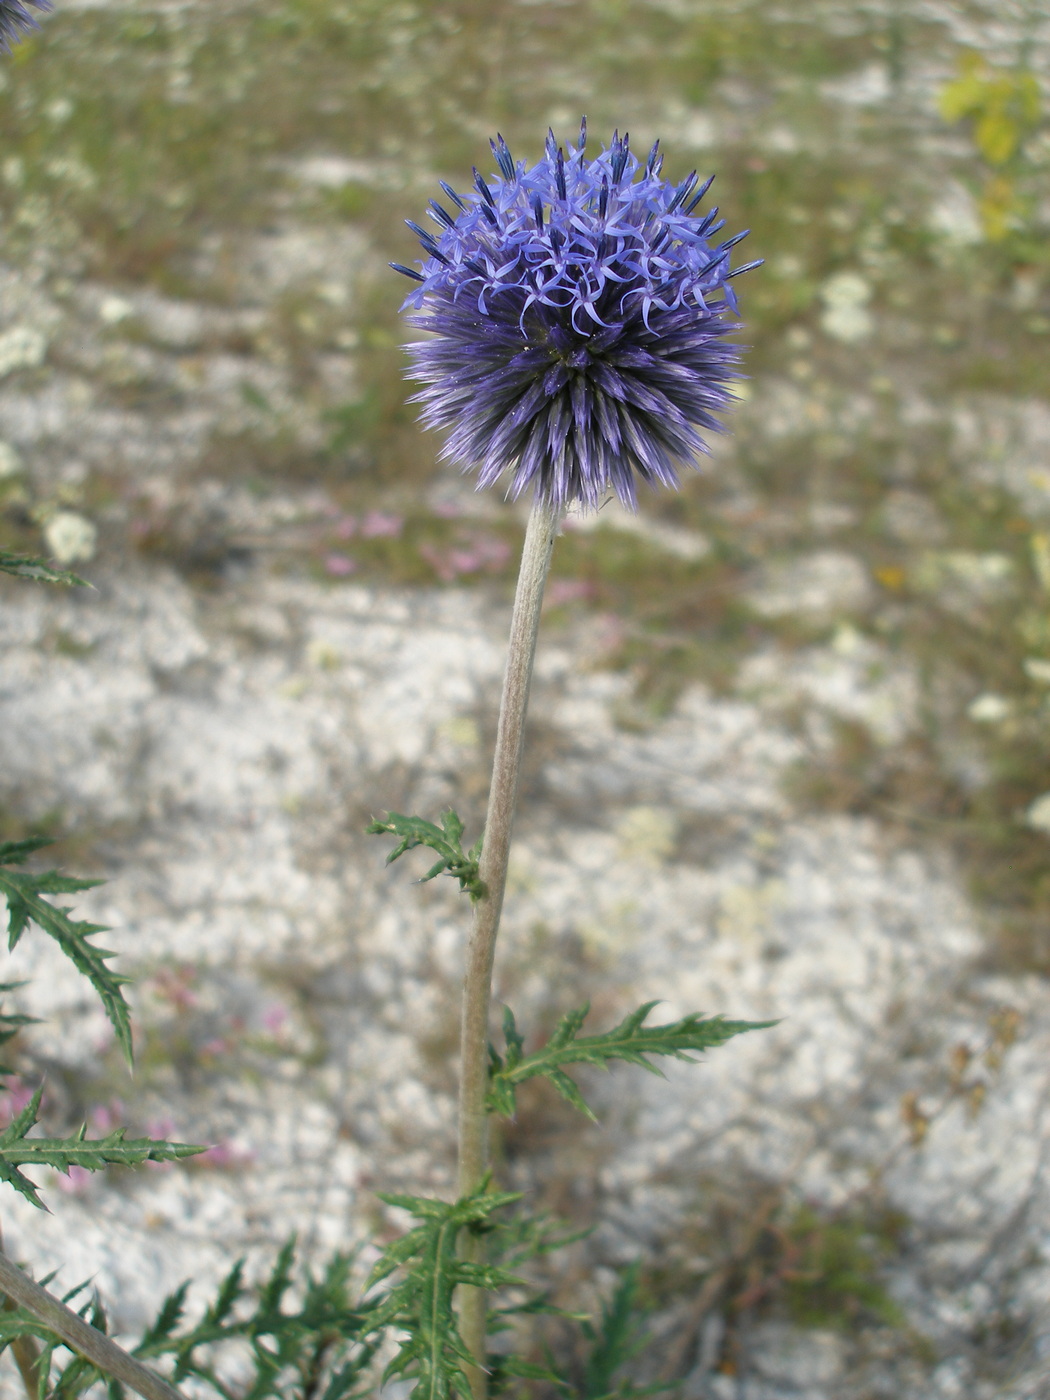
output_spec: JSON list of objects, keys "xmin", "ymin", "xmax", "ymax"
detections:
[
  {"xmin": 0, "ymin": 0, "xmax": 51, "ymax": 53},
  {"xmin": 394, "ymin": 122, "xmax": 761, "ymax": 511}
]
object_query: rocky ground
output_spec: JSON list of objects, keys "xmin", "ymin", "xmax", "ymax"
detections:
[{"xmin": 2, "ymin": 0, "xmax": 1050, "ymax": 1396}]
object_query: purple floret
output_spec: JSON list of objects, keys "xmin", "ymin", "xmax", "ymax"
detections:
[
  {"xmin": 0, "ymin": 0, "xmax": 52, "ymax": 53},
  {"xmin": 395, "ymin": 122, "xmax": 761, "ymax": 511}
]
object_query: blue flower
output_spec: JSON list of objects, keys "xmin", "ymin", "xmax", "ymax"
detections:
[
  {"xmin": 394, "ymin": 123, "xmax": 760, "ymax": 511},
  {"xmin": 0, "ymin": 0, "xmax": 51, "ymax": 53}
]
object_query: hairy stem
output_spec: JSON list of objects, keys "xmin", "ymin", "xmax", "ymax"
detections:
[
  {"xmin": 0, "ymin": 1250, "xmax": 184, "ymax": 1400},
  {"xmin": 456, "ymin": 497, "xmax": 561, "ymax": 1397}
]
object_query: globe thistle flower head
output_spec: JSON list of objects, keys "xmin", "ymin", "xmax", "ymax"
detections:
[
  {"xmin": 0, "ymin": 0, "xmax": 51, "ymax": 53},
  {"xmin": 394, "ymin": 122, "xmax": 761, "ymax": 511}
]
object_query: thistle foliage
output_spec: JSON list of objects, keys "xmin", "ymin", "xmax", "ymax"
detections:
[
  {"xmin": 488, "ymin": 1001, "xmax": 773, "ymax": 1122},
  {"xmin": 366, "ymin": 1187, "xmax": 524, "ymax": 1400},
  {"xmin": 0, "ymin": 1084, "xmax": 201, "ymax": 1210},
  {"xmin": 0, "ymin": 548, "xmax": 89, "ymax": 587},
  {"xmin": 366, "ymin": 810, "xmax": 484, "ymax": 899},
  {"xmin": 0, "ymin": 838, "xmax": 133, "ymax": 1062},
  {"xmin": 0, "ymin": 1244, "xmax": 380, "ymax": 1400}
]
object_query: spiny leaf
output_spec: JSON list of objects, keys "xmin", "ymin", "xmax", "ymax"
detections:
[
  {"xmin": 582, "ymin": 1266, "xmax": 668, "ymax": 1400},
  {"xmin": 488, "ymin": 1001, "xmax": 774, "ymax": 1121},
  {"xmin": 366, "ymin": 810, "xmax": 485, "ymax": 899},
  {"xmin": 367, "ymin": 1186, "xmax": 523, "ymax": 1400},
  {"xmin": 130, "ymin": 1240, "xmax": 378, "ymax": 1400},
  {"xmin": 137, "ymin": 1284, "xmax": 190, "ymax": 1349},
  {"xmin": 0, "ymin": 840, "xmax": 132, "ymax": 1063},
  {"xmin": 0, "ymin": 548, "xmax": 90, "ymax": 588},
  {"xmin": 0, "ymin": 1085, "xmax": 204, "ymax": 1209},
  {"xmin": 0, "ymin": 980, "xmax": 39, "ymax": 1079}
]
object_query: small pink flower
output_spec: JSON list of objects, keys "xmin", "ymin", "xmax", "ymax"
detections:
[
  {"xmin": 545, "ymin": 578, "xmax": 594, "ymax": 607},
  {"xmin": 361, "ymin": 510, "xmax": 404, "ymax": 539},
  {"xmin": 261, "ymin": 1002, "xmax": 288, "ymax": 1035},
  {"xmin": 417, "ymin": 543, "xmax": 455, "ymax": 582},
  {"xmin": 474, "ymin": 535, "xmax": 511, "ymax": 570},
  {"xmin": 57, "ymin": 1164, "xmax": 92, "ymax": 1195},
  {"xmin": 89, "ymin": 1100, "xmax": 124, "ymax": 1135},
  {"xmin": 0, "ymin": 1078, "xmax": 36, "ymax": 1126},
  {"xmin": 201, "ymin": 1037, "xmax": 228, "ymax": 1057},
  {"xmin": 152, "ymin": 965, "xmax": 198, "ymax": 1011},
  {"xmin": 420, "ymin": 533, "xmax": 510, "ymax": 581},
  {"xmin": 195, "ymin": 1140, "xmax": 253, "ymax": 1170},
  {"xmin": 324, "ymin": 552, "xmax": 357, "ymax": 577}
]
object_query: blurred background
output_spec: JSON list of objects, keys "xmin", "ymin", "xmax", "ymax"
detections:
[{"xmin": 1, "ymin": 0, "xmax": 1050, "ymax": 1396}]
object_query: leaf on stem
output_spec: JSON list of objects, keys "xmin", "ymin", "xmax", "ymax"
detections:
[
  {"xmin": 366, "ymin": 1185, "xmax": 522, "ymax": 1400},
  {"xmin": 487, "ymin": 1002, "xmax": 775, "ymax": 1121},
  {"xmin": 0, "ymin": 1243, "xmax": 379, "ymax": 1400},
  {"xmin": 134, "ymin": 1241, "xmax": 379, "ymax": 1400},
  {"xmin": 0, "ymin": 1085, "xmax": 205, "ymax": 1210},
  {"xmin": 0, "ymin": 839, "xmax": 133, "ymax": 1063},
  {"xmin": 365, "ymin": 810, "xmax": 485, "ymax": 900}
]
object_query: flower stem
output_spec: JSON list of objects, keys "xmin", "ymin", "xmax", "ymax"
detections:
[{"xmin": 456, "ymin": 497, "xmax": 561, "ymax": 1396}]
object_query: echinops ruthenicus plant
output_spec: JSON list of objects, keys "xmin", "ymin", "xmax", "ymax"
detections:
[{"xmin": 0, "ymin": 16, "xmax": 769, "ymax": 1392}]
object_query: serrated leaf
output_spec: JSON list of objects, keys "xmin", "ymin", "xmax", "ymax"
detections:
[
  {"xmin": 0, "ymin": 1085, "xmax": 205, "ymax": 1209},
  {"xmin": 0, "ymin": 980, "xmax": 40, "ymax": 1082},
  {"xmin": 487, "ymin": 1001, "xmax": 774, "ymax": 1120},
  {"xmin": 0, "ymin": 549, "xmax": 90, "ymax": 588},
  {"xmin": 129, "ymin": 1240, "xmax": 378, "ymax": 1400},
  {"xmin": 582, "ymin": 1266, "xmax": 671, "ymax": 1400},
  {"xmin": 545, "ymin": 1067, "xmax": 597, "ymax": 1123},
  {"xmin": 366, "ymin": 810, "xmax": 485, "ymax": 900},
  {"xmin": 137, "ymin": 1284, "xmax": 189, "ymax": 1349},
  {"xmin": 0, "ymin": 841, "xmax": 132, "ymax": 1063},
  {"xmin": 366, "ymin": 1185, "xmax": 523, "ymax": 1400}
]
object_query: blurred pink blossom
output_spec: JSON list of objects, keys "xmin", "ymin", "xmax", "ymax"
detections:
[
  {"xmin": 361, "ymin": 510, "xmax": 403, "ymax": 539},
  {"xmin": 261, "ymin": 1002, "xmax": 288, "ymax": 1035},
  {"xmin": 152, "ymin": 965, "xmax": 198, "ymax": 1012},
  {"xmin": 0, "ymin": 1078, "xmax": 36, "ymax": 1126},
  {"xmin": 324, "ymin": 552, "xmax": 357, "ymax": 577},
  {"xmin": 333, "ymin": 515, "xmax": 358, "ymax": 540},
  {"xmin": 195, "ymin": 1140, "xmax": 253, "ymax": 1170},
  {"xmin": 419, "ymin": 533, "xmax": 511, "ymax": 582},
  {"xmin": 57, "ymin": 1164, "xmax": 92, "ymax": 1195},
  {"xmin": 545, "ymin": 578, "xmax": 594, "ymax": 607},
  {"xmin": 89, "ymin": 1100, "xmax": 125, "ymax": 1135}
]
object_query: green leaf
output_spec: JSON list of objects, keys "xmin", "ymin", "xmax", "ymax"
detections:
[
  {"xmin": 1, "ymin": 1241, "xmax": 379, "ymax": 1400},
  {"xmin": 366, "ymin": 810, "xmax": 485, "ymax": 900},
  {"xmin": 582, "ymin": 1266, "xmax": 669, "ymax": 1400},
  {"xmin": 0, "ymin": 548, "xmax": 90, "ymax": 588},
  {"xmin": 131, "ymin": 1241, "xmax": 379, "ymax": 1400},
  {"xmin": 0, "ymin": 1085, "xmax": 204, "ymax": 1209},
  {"xmin": 487, "ymin": 1001, "xmax": 774, "ymax": 1121},
  {"xmin": 366, "ymin": 1186, "xmax": 523, "ymax": 1400},
  {"xmin": 0, "ymin": 980, "xmax": 40, "ymax": 1079},
  {"xmin": 0, "ymin": 840, "xmax": 133, "ymax": 1063}
]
